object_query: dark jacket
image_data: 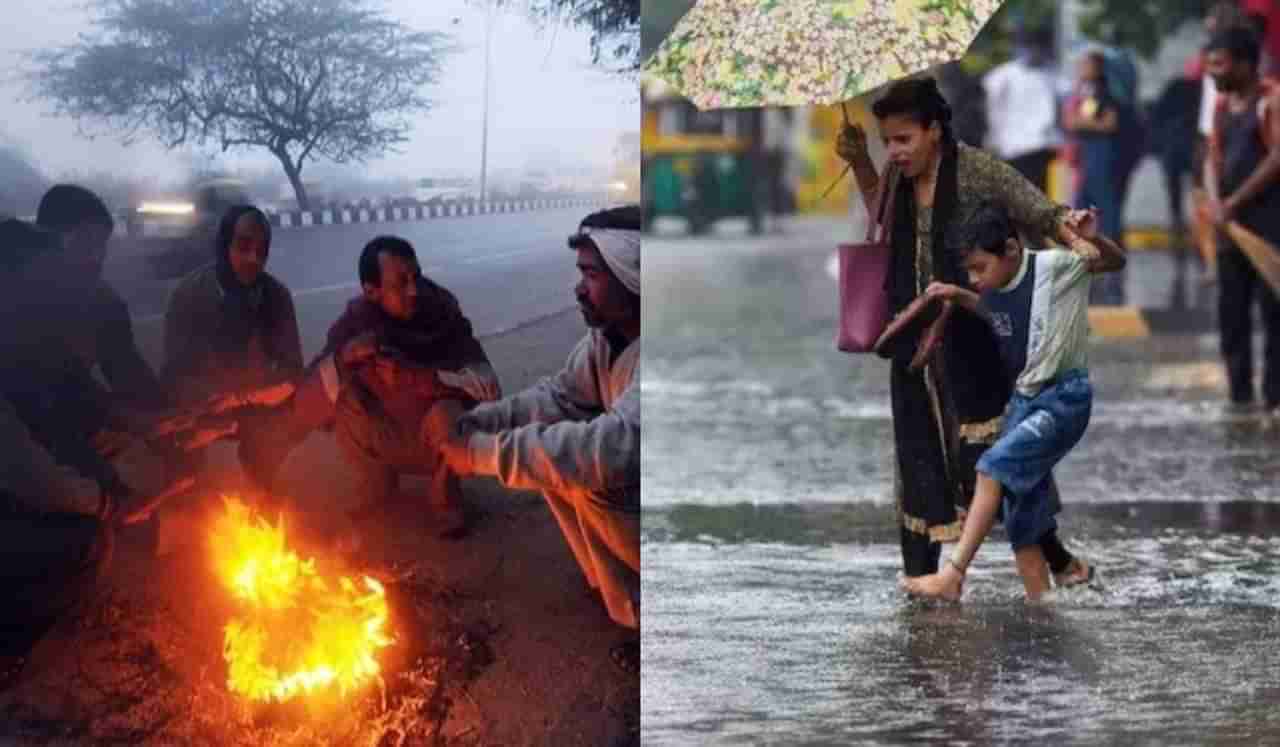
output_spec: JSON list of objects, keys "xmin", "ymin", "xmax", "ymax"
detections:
[
  {"xmin": 316, "ymin": 274, "xmax": 489, "ymax": 373},
  {"xmin": 162, "ymin": 264, "xmax": 303, "ymax": 405}
]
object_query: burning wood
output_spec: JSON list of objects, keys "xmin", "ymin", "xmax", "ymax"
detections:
[{"xmin": 209, "ymin": 496, "xmax": 394, "ymax": 704}]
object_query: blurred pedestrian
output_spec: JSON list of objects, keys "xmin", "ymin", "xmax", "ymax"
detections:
[
  {"xmin": 1241, "ymin": 0, "xmax": 1280, "ymax": 75},
  {"xmin": 1100, "ymin": 38, "xmax": 1148, "ymax": 246},
  {"xmin": 1063, "ymin": 50, "xmax": 1128, "ymax": 305},
  {"xmin": 938, "ymin": 61, "xmax": 988, "ymax": 149},
  {"xmin": 982, "ymin": 27, "xmax": 1061, "ymax": 192},
  {"xmin": 1193, "ymin": 2, "xmax": 1260, "ymax": 281},
  {"xmin": 1148, "ymin": 70, "xmax": 1203, "ymax": 255},
  {"xmin": 1203, "ymin": 26, "xmax": 1280, "ymax": 415}
]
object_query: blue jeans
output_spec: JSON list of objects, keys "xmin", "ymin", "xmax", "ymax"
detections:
[{"xmin": 977, "ymin": 370, "xmax": 1093, "ymax": 549}]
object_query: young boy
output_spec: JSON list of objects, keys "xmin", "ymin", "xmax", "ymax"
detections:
[{"xmin": 903, "ymin": 202, "xmax": 1127, "ymax": 601}]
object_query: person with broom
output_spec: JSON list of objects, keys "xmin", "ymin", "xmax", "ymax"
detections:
[{"xmin": 1203, "ymin": 26, "xmax": 1280, "ymax": 416}]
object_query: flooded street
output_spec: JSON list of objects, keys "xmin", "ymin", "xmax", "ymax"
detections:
[{"xmin": 641, "ymin": 221, "xmax": 1280, "ymax": 745}]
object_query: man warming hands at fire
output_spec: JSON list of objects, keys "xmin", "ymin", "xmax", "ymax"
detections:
[{"xmin": 421, "ymin": 206, "xmax": 640, "ymax": 674}]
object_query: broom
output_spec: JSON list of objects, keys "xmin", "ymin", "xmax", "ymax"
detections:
[{"xmin": 1224, "ymin": 220, "xmax": 1280, "ymax": 296}]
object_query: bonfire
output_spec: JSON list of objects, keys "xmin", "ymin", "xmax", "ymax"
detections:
[{"xmin": 209, "ymin": 496, "xmax": 394, "ymax": 704}]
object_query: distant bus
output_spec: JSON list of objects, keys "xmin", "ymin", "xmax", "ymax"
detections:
[{"xmin": 413, "ymin": 177, "xmax": 476, "ymax": 205}]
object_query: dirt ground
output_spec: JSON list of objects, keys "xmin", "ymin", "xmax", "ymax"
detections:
[{"xmin": 1, "ymin": 309, "xmax": 639, "ymax": 746}]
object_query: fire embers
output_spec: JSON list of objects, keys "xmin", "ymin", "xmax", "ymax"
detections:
[{"xmin": 210, "ymin": 496, "xmax": 394, "ymax": 703}]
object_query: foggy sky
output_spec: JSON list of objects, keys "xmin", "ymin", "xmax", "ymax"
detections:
[{"xmin": 0, "ymin": 0, "xmax": 636, "ymax": 187}]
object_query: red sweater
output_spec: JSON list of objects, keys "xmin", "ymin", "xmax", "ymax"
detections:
[{"xmin": 310, "ymin": 275, "xmax": 487, "ymax": 432}]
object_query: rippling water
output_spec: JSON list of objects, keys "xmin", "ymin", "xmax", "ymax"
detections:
[{"xmin": 642, "ymin": 230, "xmax": 1280, "ymax": 745}]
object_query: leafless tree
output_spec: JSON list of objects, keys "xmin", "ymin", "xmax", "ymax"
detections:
[{"xmin": 25, "ymin": 0, "xmax": 454, "ymax": 210}]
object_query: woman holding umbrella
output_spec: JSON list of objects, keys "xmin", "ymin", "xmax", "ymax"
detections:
[{"xmin": 835, "ymin": 77, "xmax": 1096, "ymax": 588}]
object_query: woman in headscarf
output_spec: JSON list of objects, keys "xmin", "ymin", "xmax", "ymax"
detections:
[
  {"xmin": 161, "ymin": 205, "xmax": 302, "ymax": 475},
  {"xmin": 835, "ymin": 77, "xmax": 1096, "ymax": 588},
  {"xmin": 1063, "ymin": 50, "xmax": 1129, "ymax": 305}
]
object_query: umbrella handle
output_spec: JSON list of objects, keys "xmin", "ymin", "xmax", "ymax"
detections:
[
  {"xmin": 819, "ymin": 164, "xmax": 853, "ymax": 202},
  {"xmin": 841, "ymin": 101, "xmax": 852, "ymax": 127}
]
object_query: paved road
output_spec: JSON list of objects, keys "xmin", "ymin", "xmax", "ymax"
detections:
[
  {"xmin": 641, "ymin": 217, "xmax": 1280, "ymax": 745},
  {"xmin": 105, "ymin": 208, "xmax": 590, "ymax": 358}
]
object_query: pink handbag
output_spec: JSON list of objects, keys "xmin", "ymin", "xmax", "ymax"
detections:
[{"xmin": 836, "ymin": 165, "xmax": 900, "ymax": 353}]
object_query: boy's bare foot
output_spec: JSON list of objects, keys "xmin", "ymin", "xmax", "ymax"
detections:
[
  {"xmin": 901, "ymin": 564, "xmax": 965, "ymax": 601},
  {"xmin": 1052, "ymin": 558, "xmax": 1097, "ymax": 589}
]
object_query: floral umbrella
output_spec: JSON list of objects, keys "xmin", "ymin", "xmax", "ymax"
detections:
[{"xmin": 643, "ymin": 0, "xmax": 1005, "ymax": 110}]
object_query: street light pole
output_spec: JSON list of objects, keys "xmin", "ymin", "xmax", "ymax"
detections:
[{"xmin": 480, "ymin": 0, "xmax": 493, "ymax": 203}]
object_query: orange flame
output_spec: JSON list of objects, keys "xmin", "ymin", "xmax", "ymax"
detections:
[{"xmin": 210, "ymin": 496, "xmax": 393, "ymax": 703}]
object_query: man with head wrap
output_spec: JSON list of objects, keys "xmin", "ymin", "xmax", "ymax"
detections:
[{"xmin": 422, "ymin": 205, "xmax": 641, "ymax": 673}]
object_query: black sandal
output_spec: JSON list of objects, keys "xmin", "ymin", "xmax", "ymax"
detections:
[
  {"xmin": 610, "ymin": 639, "xmax": 639, "ymax": 675},
  {"xmin": 1054, "ymin": 560, "xmax": 1098, "ymax": 589},
  {"xmin": 0, "ymin": 655, "xmax": 27, "ymax": 692}
]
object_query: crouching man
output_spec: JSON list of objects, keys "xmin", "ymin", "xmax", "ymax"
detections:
[{"xmin": 422, "ymin": 206, "xmax": 641, "ymax": 672}]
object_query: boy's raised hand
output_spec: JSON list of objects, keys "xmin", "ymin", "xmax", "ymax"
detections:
[
  {"xmin": 1065, "ymin": 207, "xmax": 1100, "ymax": 240},
  {"xmin": 926, "ymin": 281, "xmax": 962, "ymax": 301},
  {"xmin": 1061, "ymin": 209, "xmax": 1103, "ymax": 262}
]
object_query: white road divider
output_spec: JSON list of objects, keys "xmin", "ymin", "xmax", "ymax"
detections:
[{"xmin": 261, "ymin": 197, "xmax": 606, "ymax": 230}]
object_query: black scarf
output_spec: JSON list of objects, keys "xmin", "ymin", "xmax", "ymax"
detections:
[
  {"xmin": 887, "ymin": 137, "xmax": 962, "ymax": 313},
  {"xmin": 885, "ymin": 138, "xmax": 1009, "ymax": 420}
]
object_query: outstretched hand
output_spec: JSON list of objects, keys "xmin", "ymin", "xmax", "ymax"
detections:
[
  {"xmin": 438, "ymin": 365, "xmax": 502, "ymax": 402},
  {"xmin": 115, "ymin": 475, "xmax": 198, "ymax": 526},
  {"xmin": 206, "ymin": 380, "xmax": 298, "ymax": 415},
  {"xmin": 339, "ymin": 331, "xmax": 381, "ymax": 368},
  {"xmin": 176, "ymin": 417, "xmax": 239, "ymax": 451},
  {"xmin": 421, "ymin": 400, "xmax": 473, "ymax": 475}
]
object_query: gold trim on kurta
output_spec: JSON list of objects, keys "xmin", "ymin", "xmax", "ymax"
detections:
[
  {"xmin": 959, "ymin": 416, "xmax": 1003, "ymax": 444},
  {"xmin": 900, "ymin": 507, "xmax": 968, "ymax": 542}
]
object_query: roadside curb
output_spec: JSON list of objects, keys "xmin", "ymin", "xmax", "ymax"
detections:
[
  {"xmin": 1122, "ymin": 225, "xmax": 1193, "ymax": 253},
  {"xmin": 41, "ymin": 198, "xmax": 611, "ymax": 239},
  {"xmin": 1089, "ymin": 306, "xmax": 1215, "ymax": 339},
  {"xmin": 266, "ymin": 197, "xmax": 605, "ymax": 230}
]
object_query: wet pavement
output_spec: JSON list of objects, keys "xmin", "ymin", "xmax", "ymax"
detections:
[{"xmin": 641, "ymin": 217, "xmax": 1280, "ymax": 745}]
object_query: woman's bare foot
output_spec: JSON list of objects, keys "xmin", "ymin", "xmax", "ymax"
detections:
[{"xmin": 901, "ymin": 564, "xmax": 965, "ymax": 601}]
